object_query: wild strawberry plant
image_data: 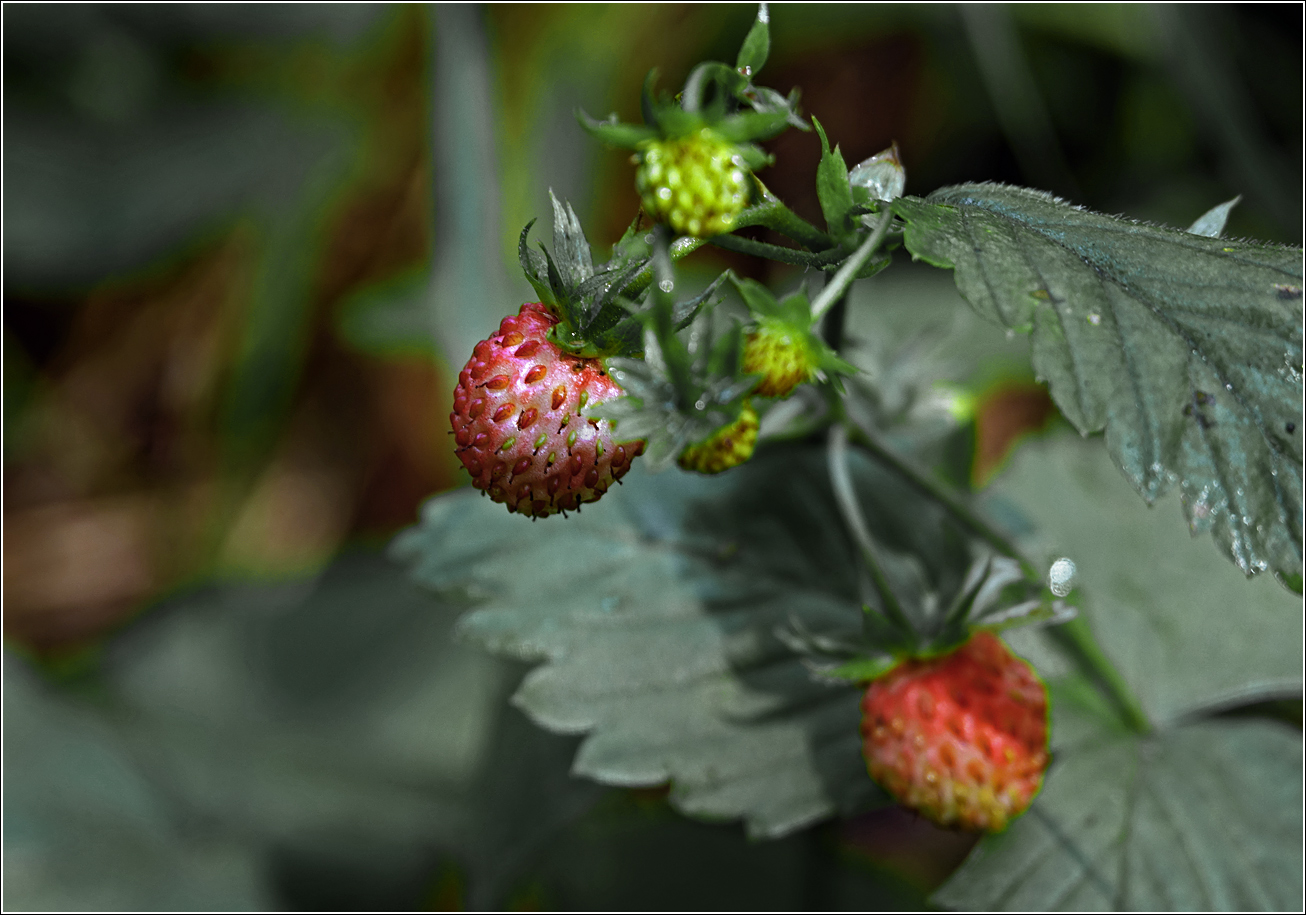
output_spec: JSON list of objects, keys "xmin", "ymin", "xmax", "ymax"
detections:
[{"xmin": 398, "ymin": 6, "xmax": 1303, "ymax": 908}]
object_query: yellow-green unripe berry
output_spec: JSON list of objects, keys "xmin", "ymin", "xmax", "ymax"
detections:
[
  {"xmin": 635, "ymin": 128, "xmax": 750, "ymax": 238},
  {"xmin": 676, "ymin": 402, "xmax": 760, "ymax": 474},
  {"xmin": 742, "ymin": 320, "xmax": 815, "ymax": 398}
]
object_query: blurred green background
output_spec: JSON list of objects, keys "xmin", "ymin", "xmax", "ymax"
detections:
[{"xmin": 3, "ymin": 4, "xmax": 1300, "ymax": 910}]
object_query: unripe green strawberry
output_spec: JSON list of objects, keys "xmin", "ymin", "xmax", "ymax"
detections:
[
  {"xmin": 451, "ymin": 303, "xmax": 645, "ymax": 517},
  {"xmin": 635, "ymin": 128, "xmax": 750, "ymax": 238},
  {"xmin": 676, "ymin": 402, "xmax": 759, "ymax": 474},
  {"xmin": 860, "ymin": 631, "xmax": 1049, "ymax": 832},
  {"xmin": 742, "ymin": 319, "xmax": 815, "ymax": 398}
]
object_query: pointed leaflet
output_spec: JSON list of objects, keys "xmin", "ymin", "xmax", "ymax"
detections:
[
  {"xmin": 813, "ymin": 118, "xmax": 855, "ymax": 242},
  {"xmin": 548, "ymin": 190, "xmax": 594, "ymax": 291},
  {"xmin": 735, "ymin": 3, "xmax": 770, "ymax": 76},
  {"xmin": 893, "ymin": 184, "xmax": 1304, "ymax": 585},
  {"xmin": 1187, "ymin": 195, "xmax": 1241, "ymax": 239}
]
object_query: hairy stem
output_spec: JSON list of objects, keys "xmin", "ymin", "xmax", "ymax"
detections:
[
  {"xmin": 808, "ymin": 208, "xmax": 893, "ymax": 321},
  {"xmin": 621, "ymin": 234, "xmax": 706, "ymax": 299},
  {"xmin": 746, "ymin": 187, "xmax": 834, "ymax": 250},
  {"xmin": 828, "ymin": 423, "xmax": 915, "ymax": 638},
  {"xmin": 846, "ymin": 423, "xmax": 1152, "ymax": 733},
  {"xmin": 709, "ymin": 234, "xmax": 830, "ymax": 267},
  {"xmin": 847, "ymin": 423, "xmax": 1037, "ymax": 578},
  {"xmin": 1055, "ymin": 617, "xmax": 1153, "ymax": 733}
]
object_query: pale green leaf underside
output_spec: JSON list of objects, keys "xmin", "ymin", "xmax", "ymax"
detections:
[
  {"xmin": 894, "ymin": 184, "xmax": 1304, "ymax": 584},
  {"xmin": 935, "ymin": 717, "xmax": 1303, "ymax": 911},
  {"xmin": 392, "ymin": 445, "xmax": 977, "ymax": 838},
  {"xmin": 987, "ymin": 433, "xmax": 1302, "ymax": 725}
]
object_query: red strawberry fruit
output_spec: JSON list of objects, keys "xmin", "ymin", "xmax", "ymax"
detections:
[
  {"xmin": 451, "ymin": 303, "xmax": 645, "ymax": 517},
  {"xmin": 860, "ymin": 631, "xmax": 1049, "ymax": 832}
]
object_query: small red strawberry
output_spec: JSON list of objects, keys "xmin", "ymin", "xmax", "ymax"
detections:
[
  {"xmin": 860, "ymin": 631, "xmax": 1049, "ymax": 832},
  {"xmin": 451, "ymin": 303, "xmax": 645, "ymax": 517}
]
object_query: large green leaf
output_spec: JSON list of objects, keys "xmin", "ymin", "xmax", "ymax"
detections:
[
  {"xmin": 893, "ymin": 184, "xmax": 1304, "ymax": 586},
  {"xmin": 986, "ymin": 432, "xmax": 1302, "ymax": 725},
  {"xmin": 935, "ymin": 714, "xmax": 1303, "ymax": 911},
  {"xmin": 393, "ymin": 444, "xmax": 982, "ymax": 838},
  {"xmin": 4, "ymin": 661, "xmax": 273, "ymax": 911}
]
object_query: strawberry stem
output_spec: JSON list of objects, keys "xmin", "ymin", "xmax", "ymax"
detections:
[
  {"xmin": 827, "ymin": 423, "xmax": 917, "ymax": 640},
  {"xmin": 1055, "ymin": 617, "xmax": 1153, "ymax": 734},
  {"xmin": 847, "ymin": 422, "xmax": 1036, "ymax": 575},
  {"xmin": 809, "ymin": 208, "xmax": 894, "ymax": 322},
  {"xmin": 747, "ymin": 186, "xmax": 834, "ymax": 250},
  {"xmin": 845, "ymin": 421, "xmax": 1154, "ymax": 734}
]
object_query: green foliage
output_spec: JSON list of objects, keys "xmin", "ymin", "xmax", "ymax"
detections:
[
  {"xmin": 516, "ymin": 192, "xmax": 649, "ymax": 358},
  {"xmin": 893, "ymin": 184, "xmax": 1304, "ymax": 586},
  {"xmin": 987, "ymin": 432, "xmax": 1302, "ymax": 725},
  {"xmin": 936, "ymin": 714, "xmax": 1302, "ymax": 910},
  {"xmin": 734, "ymin": 4, "xmax": 771, "ymax": 76},
  {"xmin": 392, "ymin": 437, "xmax": 1107, "ymax": 836},
  {"xmin": 814, "ymin": 118, "xmax": 857, "ymax": 243}
]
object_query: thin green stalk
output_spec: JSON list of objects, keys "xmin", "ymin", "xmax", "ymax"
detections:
[
  {"xmin": 1056, "ymin": 617, "xmax": 1153, "ymax": 733},
  {"xmin": 827, "ymin": 423, "xmax": 915, "ymax": 639},
  {"xmin": 847, "ymin": 423, "xmax": 1037, "ymax": 579},
  {"xmin": 709, "ymin": 233, "xmax": 832, "ymax": 268},
  {"xmin": 746, "ymin": 189, "xmax": 834, "ymax": 251},
  {"xmin": 808, "ymin": 209, "xmax": 893, "ymax": 322},
  {"xmin": 845, "ymin": 423, "xmax": 1152, "ymax": 734}
]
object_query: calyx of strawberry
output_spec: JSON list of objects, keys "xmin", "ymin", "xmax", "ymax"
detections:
[
  {"xmin": 576, "ymin": 4, "xmax": 805, "ymax": 176},
  {"xmin": 785, "ymin": 554, "xmax": 1077, "ymax": 684},
  {"xmin": 595, "ymin": 271, "xmax": 759, "ymax": 472},
  {"xmin": 730, "ymin": 275, "xmax": 858, "ymax": 397},
  {"xmin": 518, "ymin": 191, "xmax": 651, "ymax": 360}
]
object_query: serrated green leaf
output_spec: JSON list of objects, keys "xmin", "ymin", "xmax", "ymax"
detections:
[
  {"xmin": 813, "ymin": 118, "xmax": 855, "ymax": 241},
  {"xmin": 395, "ymin": 445, "xmax": 987, "ymax": 838},
  {"xmin": 893, "ymin": 183, "xmax": 1304, "ymax": 583},
  {"xmin": 735, "ymin": 4, "xmax": 770, "ymax": 75},
  {"xmin": 935, "ymin": 717, "xmax": 1303, "ymax": 911},
  {"xmin": 986, "ymin": 432, "xmax": 1302, "ymax": 724}
]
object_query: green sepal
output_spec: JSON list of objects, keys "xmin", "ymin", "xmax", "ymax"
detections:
[
  {"xmin": 576, "ymin": 109, "xmax": 659, "ymax": 149},
  {"xmin": 743, "ymin": 85, "xmax": 809, "ymax": 132},
  {"xmin": 823, "ymin": 655, "xmax": 898, "ymax": 684},
  {"xmin": 517, "ymin": 219, "xmax": 557, "ymax": 308},
  {"xmin": 921, "ymin": 555, "xmax": 1075, "ymax": 654},
  {"xmin": 813, "ymin": 118, "xmax": 856, "ymax": 242},
  {"xmin": 735, "ymin": 3, "xmax": 770, "ymax": 76},
  {"xmin": 595, "ymin": 264, "xmax": 757, "ymax": 471},
  {"xmin": 714, "ymin": 111, "xmax": 792, "ymax": 146},
  {"xmin": 547, "ymin": 190, "xmax": 594, "ymax": 290},
  {"xmin": 730, "ymin": 274, "xmax": 782, "ymax": 318},
  {"xmin": 518, "ymin": 192, "xmax": 654, "ymax": 359}
]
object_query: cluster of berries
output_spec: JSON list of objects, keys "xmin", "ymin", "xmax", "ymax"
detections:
[{"xmin": 446, "ymin": 5, "xmax": 1051, "ymax": 835}]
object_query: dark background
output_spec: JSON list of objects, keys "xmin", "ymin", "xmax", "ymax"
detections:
[{"xmin": 4, "ymin": 4, "xmax": 1301, "ymax": 909}]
